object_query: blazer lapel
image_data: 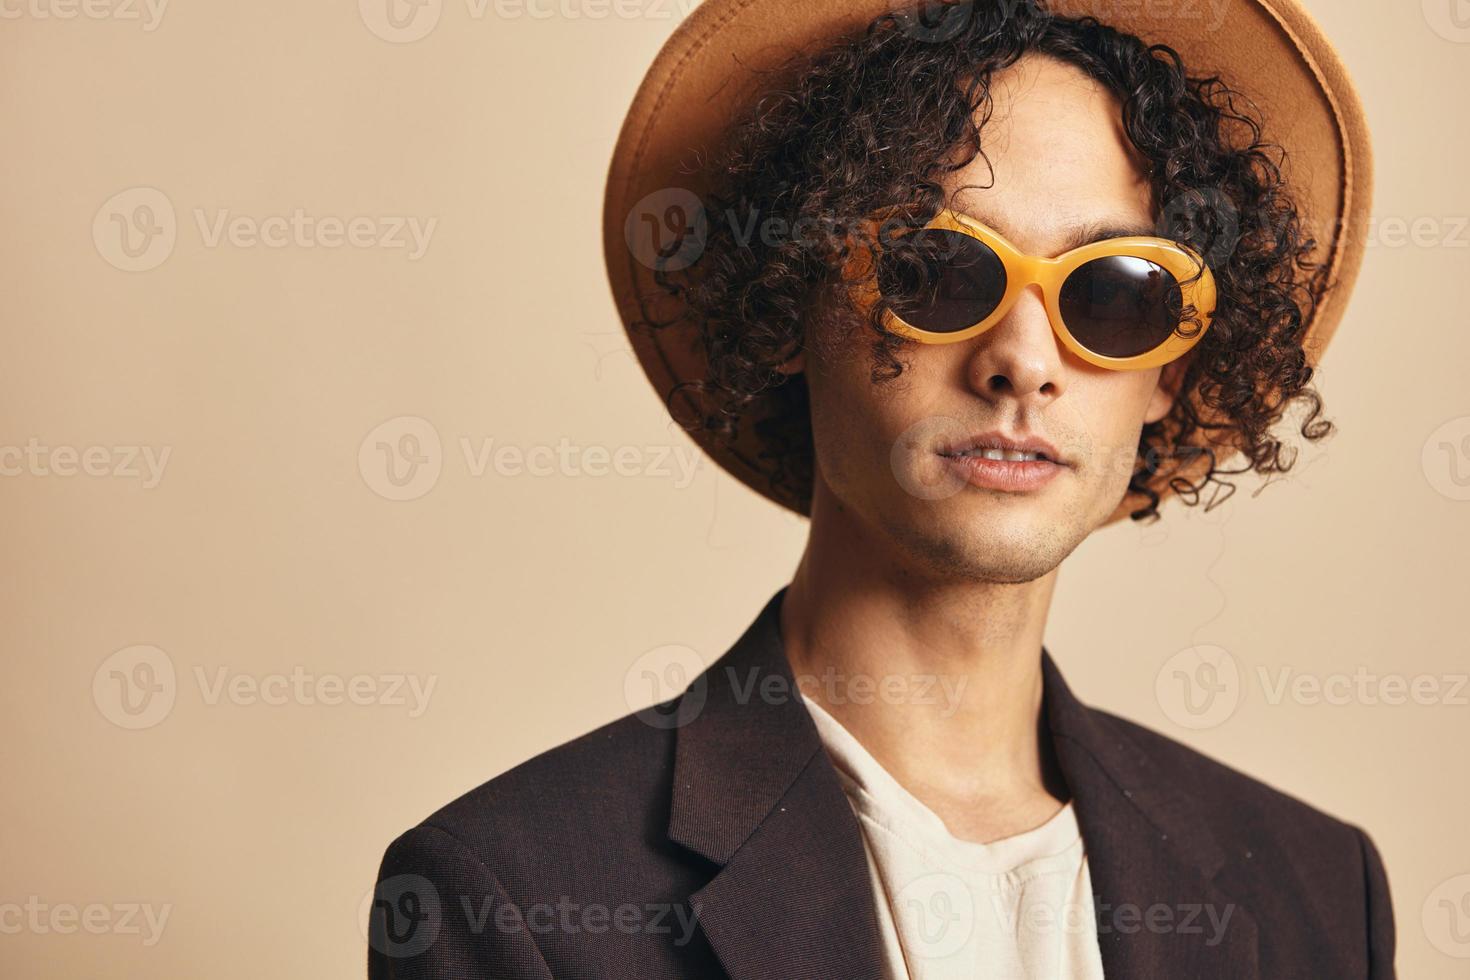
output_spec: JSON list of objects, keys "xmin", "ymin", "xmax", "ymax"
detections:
[
  {"xmin": 669, "ymin": 587, "xmax": 887, "ymax": 980},
  {"xmin": 666, "ymin": 585, "xmax": 1260, "ymax": 980},
  {"xmin": 1041, "ymin": 650, "xmax": 1261, "ymax": 979}
]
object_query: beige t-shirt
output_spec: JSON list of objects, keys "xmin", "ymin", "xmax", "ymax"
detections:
[{"xmin": 800, "ymin": 693, "xmax": 1106, "ymax": 980}]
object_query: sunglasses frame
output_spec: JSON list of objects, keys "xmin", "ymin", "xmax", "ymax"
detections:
[{"xmin": 846, "ymin": 207, "xmax": 1217, "ymax": 371}]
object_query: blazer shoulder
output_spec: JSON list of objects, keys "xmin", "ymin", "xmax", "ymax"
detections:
[
  {"xmin": 383, "ymin": 703, "xmax": 679, "ymax": 875},
  {"xmin": 1088, "ymin": 706, "xmax": 1396, "ymax": 972},
  {"xmin": 1092, "ymin": 705, "xmax": 1378, "ymax": 855}
]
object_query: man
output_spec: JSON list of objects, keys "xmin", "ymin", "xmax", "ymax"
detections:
[{"xmin": 369, "ymin": 1, "xmax": 1390, "ymax": 977}]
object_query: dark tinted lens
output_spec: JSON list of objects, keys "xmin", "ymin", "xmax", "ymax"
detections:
[
  {"xmin": 875, "ymin": 229, "xmax": 1006, "ymax": 334},
  {"xmin": 1059, "ymin": 256, "xmax": 1183, "ymax": 358}
]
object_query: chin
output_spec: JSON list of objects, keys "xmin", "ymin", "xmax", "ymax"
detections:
[{"xmin": 883, "ymin": 497, "xmax": 1082, "ymax": 583}]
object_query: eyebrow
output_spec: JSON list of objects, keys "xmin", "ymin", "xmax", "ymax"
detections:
[
  {"xmin": 957, "ymin": 207, "xmax": 1159, "ymax": 254},
  {"xmin": 1058, "ymin": 219, "xmax": 1161, "ymax": 252}
]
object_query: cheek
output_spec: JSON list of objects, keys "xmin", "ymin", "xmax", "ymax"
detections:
[
  {"xmin": 807, "ymin": 343, "xmax": 969, "ymax": 498},
  {"xmin": 807, "ymin": 341, "xmax": 909, "ymax": 469},
  {"xmin": 1070, "ymin": 369, "xmax": 1163, "ymax": 485},
  {"xmin": 806, "ymin": 347, "xmax": 893, "ymax": 488}
]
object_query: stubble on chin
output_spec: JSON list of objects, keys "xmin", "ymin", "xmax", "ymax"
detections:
[{"xmin": 877, "ymin": 494, "xmax": 1090, "ymax": 586}]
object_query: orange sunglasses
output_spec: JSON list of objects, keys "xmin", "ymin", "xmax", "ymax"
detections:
[{"xmin": 845, "ymin": 207, "xmax": 1217, "ymax": 371}]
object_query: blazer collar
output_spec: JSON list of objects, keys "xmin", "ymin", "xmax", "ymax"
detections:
[{"xmin": 670, "ymin": 585, "xmax": 1259, "ymax": 980}]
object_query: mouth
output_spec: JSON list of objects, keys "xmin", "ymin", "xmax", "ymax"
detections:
[
  {"xmin": 936, "ymin": 430, "xmax": 1068, "ymax": 468},
  {"xmin": 936, "ymin": 430, "xmax": 1068, "ymax": 493}
]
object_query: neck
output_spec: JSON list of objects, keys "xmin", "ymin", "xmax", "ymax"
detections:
[{"xmin": 779, "ymin": 482, "xmax": 1069, "ymax": 842}]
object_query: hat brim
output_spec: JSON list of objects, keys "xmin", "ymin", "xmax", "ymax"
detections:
[{"xmin": 602, "ymin": 0, "xmax": 1372, "ymax": 525}]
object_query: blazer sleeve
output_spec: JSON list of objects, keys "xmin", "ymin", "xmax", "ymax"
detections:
[
  {"xmin": 367, "ymin": 824, "xmax": 554, "ymax": 980},
  {"xmin": 1356, "ymin": 825, "xmax": 1396, "ymax": 979}
]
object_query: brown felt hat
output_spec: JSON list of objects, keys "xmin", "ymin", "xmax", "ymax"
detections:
[{"xmin": 601, "ymin": 0, "xmax": 1373, "ymax": 524}]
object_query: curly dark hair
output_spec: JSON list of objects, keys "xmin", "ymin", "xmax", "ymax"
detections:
[{"xmin": 642, "ymin": 0, "xmax": 1335, "ymax": 522}]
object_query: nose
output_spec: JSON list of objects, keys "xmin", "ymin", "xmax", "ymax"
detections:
[{"xmin": 965, "ymin": 285, "xmax": 1066, "ymax": 410}]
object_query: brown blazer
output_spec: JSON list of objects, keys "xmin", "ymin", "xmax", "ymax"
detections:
[{"xmin": 368, "ymin": 586, "xmax": 1396, "ymax": 978}]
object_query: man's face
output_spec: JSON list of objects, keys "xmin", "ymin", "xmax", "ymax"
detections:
[{"xmin": 796, "ymin": 52, "xmax": 1183, "ymax": 583}]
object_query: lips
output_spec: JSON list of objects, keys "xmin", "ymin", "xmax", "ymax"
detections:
[
  {"xmin": 936, "ymin": 430, "xmax": 1067, "ymax": 467},
  {"xmin": 939, "ymin": 452, "xmax": 1064, "ymax": 493}
]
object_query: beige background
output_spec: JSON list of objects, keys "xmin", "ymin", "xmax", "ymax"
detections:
[{"xmin": 1, "ymin": 0, "xmax": 1466, "ymax": 976}]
